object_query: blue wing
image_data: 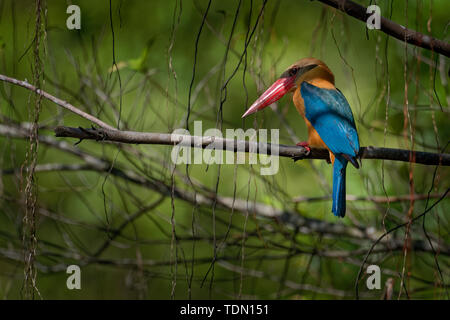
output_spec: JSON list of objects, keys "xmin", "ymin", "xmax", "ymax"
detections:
[{"xmin": 300, "ymin": 82, "xmax": 360, "ymax": 158}]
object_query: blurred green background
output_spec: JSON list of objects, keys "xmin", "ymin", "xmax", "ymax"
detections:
[{"xmin": 0, "ymin": 0, "xmax": 449, "ymax": 299}]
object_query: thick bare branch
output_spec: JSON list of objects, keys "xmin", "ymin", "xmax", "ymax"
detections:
[
  {"xmin": 2, "ymin": 72, "xmax": 448, "ymax": 166},
  {"xmin": 0, "ymin": 122, "xmax": 379, "ymax": 240},
  {"xmin": 54, "ymin": 126, "xmax": 450, "ymax": 166},
  {"xmin": 293, "ymin": 193, "xmax": 450, "ymax": 203},
  {"xmin": 316, "ymin": 0, "xmax": 450, "ymax": 57}
]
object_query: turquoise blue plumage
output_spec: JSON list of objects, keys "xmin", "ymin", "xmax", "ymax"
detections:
[
  {"xmin": 301, "ymin": 82, "xmax": 360, "ymax": 217},
  {"xmin": 242, "ymin": 58, "xmax": 360, "ymax": 218}
]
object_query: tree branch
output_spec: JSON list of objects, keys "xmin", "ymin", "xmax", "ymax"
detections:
[
  {"xmin": 1, "ymin": 69, "xmax": 448, "ymax": 166},
  {"xmin": 54, "ymin": 126, "xmax": 450, "ymax": 166},
  {"xmin": 4, "ymin": 122, "xmax": 450, "ymax": 252},
  {"xmin": 0, "ymin": 74, "xmax": 115, "ymax": 130},
  {"xmin": 293, "ymin": 193, "xmax": 450, "ymax": 203},
  {"xmin": 316, "ymin": 0, "xmax": 450, "ymax": 57},
  {"xmin": 0, "ymin": 122, "xmax": 385, "ymax": 240}
]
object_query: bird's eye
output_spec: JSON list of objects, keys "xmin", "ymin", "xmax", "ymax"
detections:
[{"xmin": 289, "ymin": 67, "xmax": 299, "ymax": 76}]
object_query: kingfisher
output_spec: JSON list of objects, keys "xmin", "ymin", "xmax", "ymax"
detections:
[{"xmin": 242, "ymin": 58, "xmax": 360, "ymax": 217}]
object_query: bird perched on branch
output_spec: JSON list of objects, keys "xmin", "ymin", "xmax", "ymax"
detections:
[{"xmin": 242, "ymin": 58, "xmax": 360, "ymax": 217}]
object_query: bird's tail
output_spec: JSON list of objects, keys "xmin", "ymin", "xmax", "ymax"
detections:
[{"xmin": 332, "ymin": 155, "xmax": 348, "ymax": 218}]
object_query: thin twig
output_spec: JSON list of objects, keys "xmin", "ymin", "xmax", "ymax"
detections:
[{"xmin": 0, "ymin": 74, "xmax": 115, "ymax": 130}]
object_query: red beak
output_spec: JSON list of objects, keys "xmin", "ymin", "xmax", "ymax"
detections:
[{"xmin": 242, "ymin": 76, "xmax": 296, "ymax": 118}]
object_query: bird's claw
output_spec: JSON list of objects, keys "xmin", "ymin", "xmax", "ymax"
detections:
[
  {"xmin": 292, "ymin": 141, "xmax": 311, "ymax": 162},
  {"xmin": 296, "ymin": 141, "xmax": 311, "ymax": 156}
]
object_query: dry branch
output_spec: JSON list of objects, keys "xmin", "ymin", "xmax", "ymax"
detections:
[
  {"xmin": 316, "ymin": 0, "xmax": 450, "ymax": 57},
  {"xmin": 0, "ymin": 122, "xmax": 387, "ymax": 240},
  {"xmin": 0, "ymin": 74, "xmax": 115, "ymax": 130},
  {"xmin": 293, "ymin": 193, "xmax": 450, "ymax": 203},
  {"xmin": 54, "ymin": 126, "xmax": 450, "ymax": 166},
  {"xmin": 1, "ymin": 73, "xmax": 448, "ymax": 166}
]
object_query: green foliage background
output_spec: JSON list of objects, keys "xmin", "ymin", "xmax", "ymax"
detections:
[{"xmin": 0, "ymin": 0, "xmax": 449, "ymax": 299}]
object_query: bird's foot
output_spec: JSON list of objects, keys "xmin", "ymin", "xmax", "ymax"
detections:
[
  {"xmin": 292, "ymin": 141, "xmax": 310, "ymax": 162},
  {"xmin": 296, "ymin": 141, "xmax": 311, "ymax": 155}
]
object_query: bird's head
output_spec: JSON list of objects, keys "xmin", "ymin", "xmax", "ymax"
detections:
[{"xmin": 242, "ymin": 58, "xmax": 334, "ymax": 118}]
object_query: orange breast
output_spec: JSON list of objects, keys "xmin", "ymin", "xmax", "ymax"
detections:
[{"xmin": 292, "ymin": 84, "xmax": 335, "ymax": 164}]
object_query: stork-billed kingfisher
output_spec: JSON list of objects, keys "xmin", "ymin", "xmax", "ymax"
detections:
[{"xmin": 242, "ymin": 58, "xmax": 360, "ymax": 218}]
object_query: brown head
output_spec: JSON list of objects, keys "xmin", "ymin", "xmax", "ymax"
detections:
[{"xmin": 242, "ymin": 58, "xmax": 334, "ymax": 117}]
